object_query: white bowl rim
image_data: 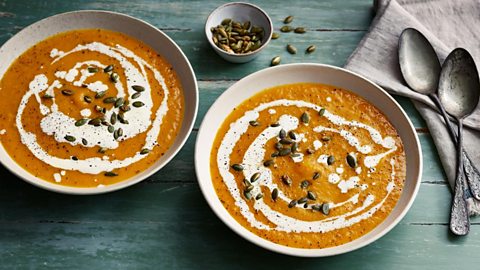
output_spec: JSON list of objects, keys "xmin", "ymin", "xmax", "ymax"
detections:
[
  {"xmin": 204, "ymin": 1, "xmax": 273, "ymax": 58},
  {"xmin": 195, "ymin": 63, "xmax": 422, "ymax": 257},
  {"xmin": 0, "ymin": 10, "xmax": 198, "ymax": 195}
]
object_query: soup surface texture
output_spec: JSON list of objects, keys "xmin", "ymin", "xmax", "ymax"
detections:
[
  {"xmin": 0, "ymin": 29, "xmax": 184, "ymax": 187},
  {"xmin": 210, "ymin": 83, "xmax": 405, "ymax": 249}
]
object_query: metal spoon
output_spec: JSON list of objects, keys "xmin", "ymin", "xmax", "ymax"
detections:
[
  {"xmin": 438, "ymin": 48, "xmax": 480, "ymax": 235},
  {"xmin": 398, "ymin": 28, "xmax": 480, "ymax": 202}
]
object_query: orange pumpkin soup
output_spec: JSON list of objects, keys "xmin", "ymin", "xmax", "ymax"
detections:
[
  {"xmin": 210, "ymin": 83, "xmax": 405, "ymax": 248},
  {"xmin": 0, "ymin": 29, "xmax": 184, "ymax": 187}
]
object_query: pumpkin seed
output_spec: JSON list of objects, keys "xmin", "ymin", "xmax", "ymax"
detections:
[
  {"xmin": 255, "ymin": 193, "xmax": 263, "ymax": 200},
  {"xmin": 278, "ymin": 148, "xmax": 291, "ymax": 156},
  {"xmin": 249, "ymin": 120, "xmax": 260, "ymax": 127},
  {"xmin": 88, "ymin": 67, "xmax": 98, "ymax": 73},
  {"xmin": 250, "ymin": 172, "xmax": 261, "ymax": 183},
  {"xmin": 347, "ymin": 154, "xmax": 357, "ymax": 168},
  {"xmin": 288, "ymin": 199, "xmax": 297, "ymax": 208},
  {"xmin": 95, "ymin": 91, "xmax": 106, "ymax": 99},
  {"xmin": 272, "ymin": 32, "xmax": 280, "ymax": 39},
  {"xmin": 114, "ymin": 128, "xmax": 123, "ymax": 140},
  {"xmin": 133, "ymin": 101, "xmax": 145, "ymax": 108},
  {"xmin": 306, "ymin": 45, "xmax": 316, "ymax": 54},
  {"xmin": 270, "ymin": 122, "xmax": 280, "ymax": 127},
  {"xmin": 322, "ymin": 203, "xmax": 330, "ymax": 215},
  {"xmin": 82, "ymin": 138, "xmax": 88, "ymax": 146},
  {"xmin": 272, "ymin": 188, "xmax": 278, "ymax": 201},
  {"xmin": 301, "ymin": 112, "xmax": 310, "ymax": 124},
  {"xmin": 104, "ymin": 171, "xmax": 118, "ymax": 177},
  {"xmin": 244, "ymin": 190, "xmax": 252, "ymax": 200},
  {"xmin": 280, "ymin": 25, "xmax": 293, "ymax": 32},
  {"xmin": 88, "ymin": 118, "xmax": 102, "ymax": 126},
  {"xmin": 321, "ymin": 136, "xmax": 331, "ymax": 141},
  {"xmin": 114, "ymin": 97, "xmax": 124, "ymax": 108},
  {"xmin": 301, "ymin": 180, "xmax": 310, "ymax": 189},
  {"xmin": 117, "ymin": 113, "xmax": 125, "ymax": 122},
  {"xmin": 75, "ymin": 118, "xmax": 88, "ymax": 127},
  {"xmin": 279, "ymin": 129, "xmax": 286, "ymax": 139},
  {"xmin": 251, "ymin": 25, "xmax": 263, "ymax": 34},
  {"xmin": 140, "ymin": 148, "xmax": 150, "ymax": 155},
  {"xmin": 290, "ymin": 153, "xmax": 301, "ymax": 158},
  {"xmin": 243, "ymin": 179, "xmax": 252, "ymax": 187},
  {"xmin": 110, "ymin": 112, "xmax": 117, "ymax": 125},
  {"xmin": 98, "ymin": 147, "xmax": 107, "ymax": 154},
  {"xmin": 120, "ymin": 105, "xmax": 131, "ymax": 112},
  {"xmin": 231, "ymin": 164, "xmax": 244, "ymax": 171},
  {"xmin": 245, "ymin": 185, "xmax": 254, "ymax": 192},
  {"xmin": 83, "ymin": 96, "xmax": 92, "ymax": 103},
  {"xmin": 71, "ymin": 156, "xmax": 78, "ymax": 161},
  {"xmin": 286, "ymin": 44, "xmax": 297, "ymax": 54},
  {"xmin": 103, "ymin": 65, "xmax": 114, "ymax": 73},
  {"xmin": 283, "ymin": 15, "xmax": 294, "ymax": 24},
  {"xmin": 312, "ymin": 204, "xmax": 322, "ymax": 211},
  {"xmin": 42, "ymin": 94, "xmax": 53, "ymax": 99},
  {"xmin": 110, "ymin": 72, "xmax": 119, "ymax": 83},
  {"xmin": 294, "ymin": 27, "xmax": 306, "ymax": 34},
  {"xmin": 61, "ymin": 89, "xmax": 73, "ymax": 96},
  {"xmin": 280, "ymin": 138, "xmax": 293, "ymax": 145},
  {"xmin": 271, "ymin": 151, "xmax": 279, "ymax": 158},
  {"xmin": 131, "ymin": 85, "xmax": 144, "ymax": 92},
  {"xmin": 281, "ymin": 175, "xmax": 292, "ymax": 186},
  {"xmin": 304, "ymin": 203, "xmax": 309, "ymax": 209},
  {"xmin": 298, "ymin": 197, "xmax": 308, "ymax": 204},
  {"xmin": 64, "ymin": 135, "xmax": 75, "ymax": 142},
  {"xmin": 288, "ymin": 131, "xmax": 297, "ymax": 140},
  {"xmin": 221, "ymin": 18, "xmax": 232, "ymax": 25},
  {"xmin": 313, "ymin": 172, "xmax": 321, "ymax": 180},
  {"xmin": 132, "ymin": 92, "xmax": 141, "ymax": 99},
  {"xmin": 327, "ymin": 155, "xmax": 335, "ymax": 165},
  {"xmin": 275, "ymin": 142, "xmax": 283, "ymax": 151},
  {"xmin": 263, "ymin": 159, "xmax": 274, "ymax": 167},
  {"xmin": 107, "ymin": 125, "xmax": 115, "ymax": 133},
  {"xmin": 318, "ymin": 108, "xmax": 326, "ymax": 116},
  {"xmin": 307, "ymin": 191, "xmax": 317, "ymax": 200},
  {"xmin": 306, "ymin": 148, "xmax": 315, "ymax": 155},
  {"xmin": 291, "ymin": 142, "xmax": 298, "ymax": 153},
  {"xmin": 103, "ymin": 97, "xmax": 116, "ymax": 104},
  {"xmin": 271, "ymin": 56, "xmax": 281, "ymax": 66}
]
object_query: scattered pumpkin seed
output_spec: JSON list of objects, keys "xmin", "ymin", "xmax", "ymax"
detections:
[
  {"xmin": 279, "ymin": 129, "xmax": 286, "ymax": 139},
  {"xmin": 312, "ymin": 204, "xmax": 322, "ymax": 211},
  {"xmin": 306, "ymin": 148, "xmax": 315, "ymax": 155},
  {"xmin": 322, "ymin": 203, "xmax": 330, "ymax": 215},
  {"xmin": 281, "ymin": 175, "xmax": 292, "ymax": 186},
  {"xmin": 114, "ymin": 128, "xmax": 123, "ymax": 140},
  {"xmin": 110, "ymin": 112, "xmax": 117, "ymax": 125},
  {"xmin": 107, "ymin": 125, "xmax": 115, "ymax": 133},
  {"xmin": 306, "ymin": 45, "xmax": 316, "ymax": 54},
  {"xmin": 104, "ymin": 171, "xmax": 118, "ymax": 177},
  {"xmin": 132, "ymin": 92, "xmax": 141, "ymax": 99},
  {"xmin": 245, "ymin": 185, "xmax": 254, "ymax": 192},
  {"xmin": 298, "ymin": 197, "xmax": 308, "ymax": 204},
  {"xmin": 263, "ymin": 159, "xmax": 274, "ymax": 167},
  {"xmin": 133, "ymin": 101, "xmax": 145, "ymax": 108},
  {"xmin": 82, "ymin": 138, "xmax": 88, "ymax": 146},
  {"xmin": 304, "ymin": 203, "xmax": 309, "ymax": 209},
  {"xmin": 103, "ymin": 97, "xmax": 116, "ymax": 104},
  {"xmin": 313, "ymin": 171, "xmax": 321, "ymax": 180},
  {"xmin": 271, "ymin": 56, "xmax": 281, "ymax": 66},
  {"xmin": 61, "ymin": 89, "xmax": 73, "ymax": 96},
  {"xmin": 301, "ymin": 112, "xmax": 310, "ymax": 124},
  {"xmin": 280, "ymin": 138, "xmax": 293, "ymax": 145},
  {"xmin": 95, "ymin": 91, "xmax": 106, "ymax": 99},
  {"xmin": 140, "ymin": 148, "xmax": 150, "ymax": 155},
  {"xmin": 114, "ymin": 97, "xmax": 124, "ymax": 108},
  {"xmin": 283, "ymin": 15, "xmax": 294, "ymax": 24},
  {"xmin": 272, "ymin": 32, "xmax": 280, "ymax": 39},
  {"xmin": 71, "ymin": 156, "xmax": 78, "ymax": 161},
  {"xmin": 278, "ymin": 148, "xmax": 292, "ymax": 156},
  {"xmin": 231, "ymin": 164, "xmax": 244, "ymax": 171},
  {"xmin": 249, "ymin": 120, "xmax": 260, "ymax": 127},
  {"xmin": 300, "ymin": 180, "xmax": 310, "ymax": 189},
  {"xmin": 255, "ymin": 193, "xmax": 264, "ymax": 200},
  {"xmin": 291, "ymin": 142, "xmax": 298, "ymax": 153},
  {"xmin": 288, "ymin": 199, "xmax": 297, "ymax": 208},
  {"xmin": 347, "ymin": 154, "xmax": 357, "ymax": 168},
  {"xmin": 280, "ymin": 25, "xmax": 293, "ymax": 32},
  {"xmin": 272, "ymin": 188, "xmax": 279, "ymax": 201},
  {"xmin": 64, "ymin": 135, "xmax": 76, "ymax": 142},
  {"xmin": 75, "ymin": 118, "xmax": 88, "ymax": 127},
  {"xmin": 42, "ymin": 94, "xmax": 53, "ymax": 99},
  {"xmin": 244, "ymin": 190, "xmax": 252, "ymax": 200},
  {"xmin": 290, "ymin": 153, "xmax": 301, "ymax": 158},
  {"xmin": 250, "ymin": 172, "xmax": 261, "ymax": 183},
  {"xmin": 103, "ymin": 65, "xmax": 114, "ymax": 73},
  {"xmin": 88, "ymin": 67, "xmax": 99, "ymax": 73},
  {"xmin": 288, "ymin": 131, "xmax": 297, "ymax": 140},
  {"xmin": 271, "ymin": 151, "xmax": 279, "ymax": 158},
  {"xmin": 132, "ymin": 85, "xmax": 145, "ymax": 92},
  {"xmin": 84, "ymin": 96, "xmax": 92, "ymax": 103},
  {"xmin": 110, "ymin": 72, "xmax": 119, "ymax": 83},
  {"xmin": 327, "ymin": 155, "xmax": 335, "ymax": 165},
  {"xmin": 321, "ymin": 136, "xmax": 331, "ymax": 141},
  {"xmin": 270, "ymin": 122, "xmax": 280, "ymax": 127},
  {"xmin": 286, "ymin": 44, "xmax": 297, "ymax": 54},
  {"xmin": 318, "ymin": 108, "xmax": 326, "ymax": 116},
  {"xmin": 120, "ymin": 105, "xmax": 131, "ymax": 112},
  {"xmin": 98, "ymin": 147, "xmax": 107, "ymax": 154},
  {"xmin": 307, "ymin": 191, "xmax": 317, "ymax": 200},
  {"xmin": 275, "ymin": 142, "xmax": 283, "ymax": 151},
  {"xmin": 88, "ymin": 118, "xmax": 102, "ymax": 126},
  {"xmin": 294, "ymin": 27, "xmax": 306, "ymax": 34}
]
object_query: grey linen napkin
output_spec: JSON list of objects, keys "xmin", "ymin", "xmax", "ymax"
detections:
[{"xmin": 344, "ymin": 0, "xmax": 480, "ymax": 215}]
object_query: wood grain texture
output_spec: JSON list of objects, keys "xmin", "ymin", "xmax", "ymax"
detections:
[{"xmin": 0, "ymin": 0, "xmax": 478, "ymax": 269}]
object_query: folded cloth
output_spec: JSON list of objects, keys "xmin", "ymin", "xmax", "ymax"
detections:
[{"xmin": 344, "ymin": 0, "xmax": 480, "ymax": 215}]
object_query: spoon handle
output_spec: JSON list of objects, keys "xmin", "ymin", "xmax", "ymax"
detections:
[
  {"xmin": 429, "ymin": 94, "xmax": 480, "ymax": 200},
  {"xmin": 449, "ymin": 119, "xmax": 470, "ymax": 236}
]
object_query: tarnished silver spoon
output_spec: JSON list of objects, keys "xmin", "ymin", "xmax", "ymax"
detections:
[
  {"xmin": 398, "ymin": 28, "xmax": 480, "ymax": 202},
  {"xmin": 439, "ymin": 48, "xmax": 480, "ymax": 235}
]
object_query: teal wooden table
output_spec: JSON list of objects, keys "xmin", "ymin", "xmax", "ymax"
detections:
[{"xmin": 0, "ymin": 0, "xmax": 478, "ymax": 269}]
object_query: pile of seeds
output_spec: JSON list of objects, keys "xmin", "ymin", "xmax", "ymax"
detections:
[
  {"xmin": 210, "ymin": 18, "xmax": 264, "ymax": 54},
  {"xmin": 270, "ymin": 15, "xmax": 316, "ymax": 66}
]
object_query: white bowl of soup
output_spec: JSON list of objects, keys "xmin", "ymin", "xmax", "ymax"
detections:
[
  {"xmin": 195, "ymin": 63, "xmax": 422, "ymax": 256},
  {"xmin": 0, "ymin": 11, "xmax": 198, "ymax": 194}
]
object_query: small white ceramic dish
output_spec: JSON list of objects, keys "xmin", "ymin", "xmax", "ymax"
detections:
[
  {"xmin": 0, "ymin": 10, "xmax": 198, "ymax": 194},
  {"xmin": 205, "ymin": 2, "xmax": 272, "ymax": 63},
  {"xmin": 195, "ymin": 63, "xmax": 422, "ymax": 257}
]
